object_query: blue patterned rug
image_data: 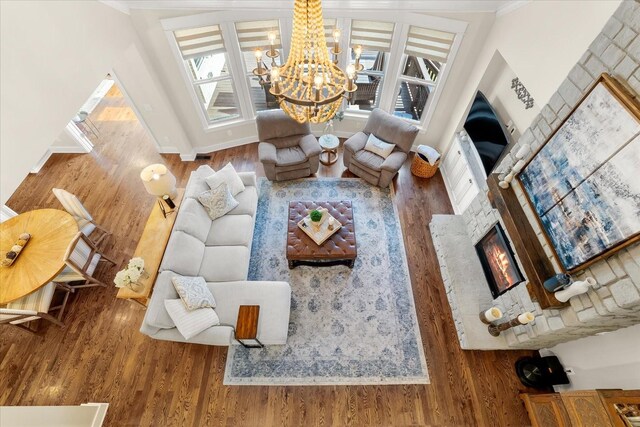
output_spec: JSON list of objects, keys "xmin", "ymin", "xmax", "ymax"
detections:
[{"xmin": 224, "ymin": 178, "xmax": 429, "ymax": 385}]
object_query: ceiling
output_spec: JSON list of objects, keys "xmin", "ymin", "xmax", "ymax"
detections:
[{"xmin": 101, "ymin": 0, "xmax": 529, "ymax": 15}]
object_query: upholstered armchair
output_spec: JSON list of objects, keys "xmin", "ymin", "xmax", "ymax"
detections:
[
  {"xmin": 343, "ymin": 108, "xmax": 419, "ymax": 187},
  {"xmin": 257, "ymin": 110, "xmax": 322, "ymax": 181}
]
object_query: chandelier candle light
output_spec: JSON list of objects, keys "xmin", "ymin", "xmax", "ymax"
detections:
[{"xmin": 252, "ymin": 0, "xmax": 358, "ymax": 123}]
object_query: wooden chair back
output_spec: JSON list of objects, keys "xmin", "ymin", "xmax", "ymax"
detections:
[
  {"xmin": 52, "ymin": 188, "xmax": 93, "ymax": 222},
  {"xmin": 63, "ymin": 232, "xmax": 99, "ymax": 278}
]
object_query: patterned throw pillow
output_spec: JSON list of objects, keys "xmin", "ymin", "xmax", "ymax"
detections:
[
  {"xmin": 364, "ymin": 133, "xmax": 396, "ymax": 159},
  {"xmin": 164, "ymin": 299, "xmax": 220, "ymax": 340},
  {"xmin": 171, "ymin": 275, "xmax": 216, "ymax": 310},
  {"xmin": 197, "ymin": 182, "xmax": 239, "ymax": 220}
]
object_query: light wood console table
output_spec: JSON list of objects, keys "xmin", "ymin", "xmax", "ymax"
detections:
[{"xmin": 116, "ymin": 189, "xmax": 184, "ymax": 306}]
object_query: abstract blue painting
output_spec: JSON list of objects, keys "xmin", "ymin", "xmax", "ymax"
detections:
[{"xmin": 519, "ymin": 76, "xmax": 640, "ymax": 271}]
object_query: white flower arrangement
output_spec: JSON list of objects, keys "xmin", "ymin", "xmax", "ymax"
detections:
[{"xmin": 114, "ymin": 257, "xmax": 146, "ymax": 289}]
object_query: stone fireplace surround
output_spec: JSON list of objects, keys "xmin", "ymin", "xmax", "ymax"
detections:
[{"xmin": 432, "ymin": 0, "xmax": 640, "ymax": 350}]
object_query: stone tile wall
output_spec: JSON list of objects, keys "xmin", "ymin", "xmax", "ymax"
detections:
[{"xmin": 461, "ymin": 0, "xmax": 640, "ymax": 349}]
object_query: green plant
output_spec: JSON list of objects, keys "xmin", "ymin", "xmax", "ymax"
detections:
[{"xmin": 309, "ymin": 209, "xmax": 323, "ymax": 222}]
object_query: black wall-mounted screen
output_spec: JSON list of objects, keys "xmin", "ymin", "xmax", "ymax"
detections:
[{"xmin": 464, "ymin": 91, "xmax": 511, "ymax": 176}]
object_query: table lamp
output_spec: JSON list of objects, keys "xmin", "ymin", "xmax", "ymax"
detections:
[{"xmin": 140, "ymin": 164, "xmax": 177, "ymax": 200}]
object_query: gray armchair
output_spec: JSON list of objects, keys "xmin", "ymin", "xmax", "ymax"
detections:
[
  {"xmin": 343, "ymin": 108, "xmax": 419, "ymax": 187},
  {"xmin": 257, "ymin": 109, "xmax": 322, "ymax": 181}
]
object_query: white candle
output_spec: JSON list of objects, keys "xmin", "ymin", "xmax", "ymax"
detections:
[
  {"xmin": 517, "ymin": 312, "xmax": 535, "ymax": 324},
  {"xmin": 484, "ymin": 307, "xmax": 503, "ymax": 322}
]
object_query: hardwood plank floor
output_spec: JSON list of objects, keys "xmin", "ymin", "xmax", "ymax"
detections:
[{"xmin": 1, "ymin": 84, "xmax": 540, "ymax": 426}]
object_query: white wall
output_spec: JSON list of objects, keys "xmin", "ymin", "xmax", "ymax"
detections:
[
  {"xmin": 0, "ymin": 1, "xmax": 132, "ymax": 204},
  {"xmin": 544, "ymin": 324, "xmax": 640, "ymax": 391},
  {"xmin": 0, "ymin": 1, "xmax": 192, "ymax": 205},
  {"xmin": 440, "ymin": 0, "xmax": 622, "ymax": 155},
  {"xmin": 477, "ymin": 51, "xmax": 541, "ymax": 141}
]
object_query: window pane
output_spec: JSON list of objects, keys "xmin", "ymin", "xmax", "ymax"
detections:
[
  {"xmin": 194, "ymin": 79, "xmax": 240, "ymax": 122},
  {"xmin": 347, "ymin": 50, "xmax": 385, "ymax": 112},
  {"xmin": 186, "ymin": 52, "xmax": 231, "ymax": 81},
  {"xmin": 401, "ymin": 55, "xmax": 442, "ymax": 83},
  {"xmin": 248, "ymin": 77, "xmax": 280, "ymax": 112},
  {"xmin": 393, "ymin": 81, "xmax": 433, "ymax": 121}
]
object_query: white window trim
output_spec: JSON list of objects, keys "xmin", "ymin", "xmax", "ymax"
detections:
[
  {"xmin": 163, "ymin": 10, "xmax": 290, "ymax": 130},
  {"xmin": 162, "ymin": 10, "xmax": 467, "ymax": 132}
]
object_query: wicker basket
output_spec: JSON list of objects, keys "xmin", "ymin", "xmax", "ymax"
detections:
[{"xmin": 411, "ymin": 151, "xmax": 441, "ymax": 178}]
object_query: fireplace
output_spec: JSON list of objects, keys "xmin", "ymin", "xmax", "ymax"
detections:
[{"xmin": 475, "ymin": 223, "xmax": 525, "ymax": 298}]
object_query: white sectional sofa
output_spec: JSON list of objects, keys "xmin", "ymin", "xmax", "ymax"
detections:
[{"xmin": 140, "ymin": 165, "xmax": 291, "ymax": 346}]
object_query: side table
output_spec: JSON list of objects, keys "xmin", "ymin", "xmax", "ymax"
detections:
[
  {"xmin": 319, "ymin": 134, "xmax": 339, "ymax": 165},
  {"xmin": 235, "ymin": 305, "xmax": 263, "ymax": 348}
]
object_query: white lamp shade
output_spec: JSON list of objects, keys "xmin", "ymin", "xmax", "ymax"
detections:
[{"xmin": 140, "ymin": 164, "xmax": 177, "ymax": 198}]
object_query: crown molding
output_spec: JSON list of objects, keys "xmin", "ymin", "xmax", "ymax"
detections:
[
  {"xmin": 107, "ymin": 0, "xmax": 511, "ymax": 13},
  {"xmin": 100, "ymin": 0, "xmax": 131, "ymax": 14},
  {"xmin": 495, "ymin": 0, "xmax": 530, "ymax": 17}
]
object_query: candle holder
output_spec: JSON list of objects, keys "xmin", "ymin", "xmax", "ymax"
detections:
[{"xmin": 488, "ymin": 312, "xmax": 535, "ymax": 336}]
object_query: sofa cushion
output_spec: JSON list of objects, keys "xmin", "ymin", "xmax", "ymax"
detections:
[
  {"xmin": 276, "ymin": 146, "xmax": 307, "ymax": 166},
  {"xmin": 206, "ymin": 215, "xmax": 254, "ymax": 246},
  {"xmin": 256, "ymin": 109, "xmax": 311, "ymax": 142},
  {"xmin": 237, "ymin": 171, "xmax": 257, "ymax": 188},
  {"xmin": 197, "ymin": 183, "xmax": 239, "ymax": 221},
  {"xmin": 354, "ymin": 149, "xmax": 385, "ymax": 171},
  {"xmin": 364, "ymin": 133, "xmax": 396, "ymax": 159},
  {"xmin": 144, "ymin": 271, "xmax": 179, "ymax": 329},
  {"xmin": 160, "ymin": 231, "xmax": 206, "ymax": 276},
  {"xmin": 184, "ymin": 165, "xmax": 216, "ymax": 200},
  {"xmin": 198, "ymin": 246, "xmax": 250, "ymax": 282},
  {"xmin": 363, "ymin": 108, "xmax": 419, "ymax": 153},
  {"xmin": 164, "ymin": 299, "xmax": 220, "ymax": 340},
  {"xmin": 227, "ymin": 186, "xmax": 258, "ymax": 217},
  {"xmin": 173, "ymin": 198, "xmax": 211, "ymax": 242},
  {"xmin": 204, "ymin": 162, "xmax": 245, "ymax": 196},
  {"xmin": 172, "ymin": 275, "xmax": 216, "ymax": 310}
]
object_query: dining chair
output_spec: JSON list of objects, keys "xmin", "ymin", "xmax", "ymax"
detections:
[
  {"xmin": 53, "ymin": 232, "xmax": 116, "ymax": 290},
  {"xmin": 52, "ymin": 188, "xmax": 111, "ymax": 246},
  {"xmin": 0, "ymin": 282, "xmax": 72, "ymax": 334}
]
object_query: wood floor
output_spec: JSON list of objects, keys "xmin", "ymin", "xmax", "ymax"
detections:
[{"xmin": 1, "ymin": 84, "xmax": 540, "ymax": 426}]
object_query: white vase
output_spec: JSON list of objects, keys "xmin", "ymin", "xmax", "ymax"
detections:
[
  {"xmin": 323, "ymin": 119, "xmax": 334, "ymax": 135},
  {"xmin": 554, "ymin": 277, "xmax": 596, "ymax": 302}
]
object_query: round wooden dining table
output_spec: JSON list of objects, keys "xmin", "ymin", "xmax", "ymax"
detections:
[{"xmin": 0, "ymin": 209, "xmax": 79, "ymax": 304}]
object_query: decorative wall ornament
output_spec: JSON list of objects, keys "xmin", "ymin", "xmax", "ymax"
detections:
[
  {"xmin": 511, "ymin": 77, "xmax": 535, "ymax": 109},
  {"xmin": 518, "ymin": 73, "xmax": 640, "ymax": 272}
]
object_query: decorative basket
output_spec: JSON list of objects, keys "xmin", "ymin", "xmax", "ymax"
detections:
[{"xmin": 411, "ymin": 151, "xmax": 441, "ymax": 178}]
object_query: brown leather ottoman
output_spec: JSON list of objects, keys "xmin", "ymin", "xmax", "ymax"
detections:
[{"xmin": 286, "ymin": 201, "xmax": 357, "ymax": 268}]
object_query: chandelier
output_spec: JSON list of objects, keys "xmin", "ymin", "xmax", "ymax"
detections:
[{"xmin": 252, "ymin": 0, "xmax": 361, "ymax": 123}]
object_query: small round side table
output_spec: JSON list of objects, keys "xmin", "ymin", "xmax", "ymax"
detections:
[{"xmin": 319, "ymin": 134, "xmax": 339, "ymax": 166}]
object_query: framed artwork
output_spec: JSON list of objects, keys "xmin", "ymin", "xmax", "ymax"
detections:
[{"xmin": 518, "ymin": 73, "xmax": 640, "ymax": 272}]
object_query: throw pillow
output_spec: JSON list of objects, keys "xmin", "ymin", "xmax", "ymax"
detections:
[
  {"xmin": 364, "ymin": 134, "xmax": 396, "ymax": 159},
  {"xmin": 164, "ymin": 299, "xmax": 220, "ymax": 340},
  {"xmin": 197, "ymin": 183, "xmax": 239, "ymax": 220},
  {"xmin": 171, "ymin": 275, "xmax": 216, "ymax": 310},
  {"xmin": 205, "ymin": 162, "xmax": 245, "ymax": 196}
]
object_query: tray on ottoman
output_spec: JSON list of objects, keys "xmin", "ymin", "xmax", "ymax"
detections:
[
  {"xmin": 297, "ymin": 208, "xmax": 342, "ymax": 245},
  {"xmin": 287, "ymin": 201, "xmax": 357, "ymax": 269}
]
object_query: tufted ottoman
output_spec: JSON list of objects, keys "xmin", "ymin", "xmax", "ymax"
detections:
[{"xmin": 286, "ymin": 201, "xmax": 357, "ymax": 268}]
